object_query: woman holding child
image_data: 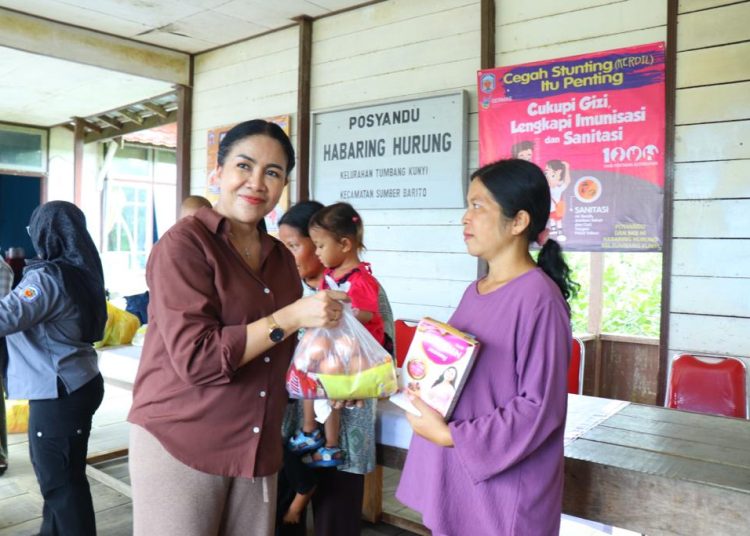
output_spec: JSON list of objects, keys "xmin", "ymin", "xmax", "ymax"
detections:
[
  {"xmin": 278, "ymin": 201, "xmax": 392, "ymax": 536},
  {"xmin": 397, "ymin": 159, "xmax": 576, "ymax": 535}
]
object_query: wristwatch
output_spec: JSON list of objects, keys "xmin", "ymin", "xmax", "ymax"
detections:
[{"xmin": 267, "ymin": 315, "xmax": 285, "ymax": 343}]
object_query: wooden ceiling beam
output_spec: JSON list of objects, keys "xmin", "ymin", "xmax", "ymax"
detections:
[
  {"xmin": 142, "ymin": 102, "xmax": 168, "ymax": 118},
  {"xmin": 72, "ymin": 116, "xmax": 102, "ymax": 133},
  {"xmin": 84, "ymin": 109, "xmax": 177, "ymax": 144},
  {"xmin": 0, "ymin": 8, "xmax": 190, "ymax": 85},
  {"xmin": 96, "ymin": 115, "xmax": 122, "ymax": 130},
  {"xmin": 115, "ymin": 109, "xmax": 143, "ymax": 125}
]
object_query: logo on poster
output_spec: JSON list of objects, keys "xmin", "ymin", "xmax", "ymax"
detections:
[
  {"xmin": 602, "ymin": 144, "xmax": 660, "ymax": 164},
  {"xmin": 574, "ymin": 176, "xmax": 603, "ymax": 203},
  {"xmin": 480, "ymin": 73, "xmax": 496, "ymax": 93}
]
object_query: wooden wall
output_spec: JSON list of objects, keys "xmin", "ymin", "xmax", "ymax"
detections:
[
  {"xmin": 493, "ymin": 1, "xmax": 667, "ymax": 403},
  {"xmin": 190, "ymin": 27, "xmax": 300, "ymax": 196},
  {"xmin": 189, "ymin": 0, "xmax": 671, "ymax": 325},
  {"xmin": 310, "ymin": 0, "xmax": 482, "ymax": 322},
  {"xmin": 189, "ymin": 0, "xmax": 750, "ymax": 395},
  {"xmin": 495, "ymin": 0, "xmax": 666, "ymax": 65},
  {"xmin": 599, "ymin": 337, "xmax": 660, "ymax": 404},
  {"xmin": 670, "ymin": 0, "xmax": 750, "ymax": 386}
]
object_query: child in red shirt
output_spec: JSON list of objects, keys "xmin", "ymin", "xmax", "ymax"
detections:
[{"xmin": 287, "ymin": 202, "xmax": 384, "ymax": 467}]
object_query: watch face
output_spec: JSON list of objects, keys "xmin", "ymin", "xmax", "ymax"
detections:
[{"xmin": 270, "ymin": 327, "xmax": 284, "ymax": 343}]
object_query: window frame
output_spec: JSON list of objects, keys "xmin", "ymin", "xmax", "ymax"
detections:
[{"xmin": 0, "ymin": 124, "xmax": 49, "ymax": 173}]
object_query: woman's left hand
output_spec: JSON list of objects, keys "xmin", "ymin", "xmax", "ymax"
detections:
[{"xmin": 404, "ymin": 388, "xmax": 454, "ymax": 447}]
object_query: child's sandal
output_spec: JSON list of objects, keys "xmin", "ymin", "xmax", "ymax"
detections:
[
  {"xmin": 288, "ymin": 428, "xmax": 325, "ymax": 455},
  {"xmin": 307, "ymin": 446, "xmax": 345, "ymax": 468}
]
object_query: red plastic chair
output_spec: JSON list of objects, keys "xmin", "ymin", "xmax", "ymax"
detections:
[
  {"xmin": 567, "ymin": 337, "xmax": 585, "ymax": 395},
  {"xmin": 394, "ymin": 319, "xmax": 418, "ymax": 368},
  {"xmin": 666, "ymin": 354, "xmax": 748, "ymax": 419}
]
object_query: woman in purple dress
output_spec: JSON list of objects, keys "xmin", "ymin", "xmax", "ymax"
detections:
[{"xmin": 396, "ymin": 159, "xmax": 577, "ymax": 535}]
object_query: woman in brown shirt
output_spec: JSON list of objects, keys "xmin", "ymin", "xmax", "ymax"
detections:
[{"xmin": 127, "ymin": 120, "xmax": 346, "ymax": 536}]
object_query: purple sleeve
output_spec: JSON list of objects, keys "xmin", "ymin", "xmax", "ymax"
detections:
[{"xmin": 449, "ymin": 300, "xmax": 571, "ymax": 484}]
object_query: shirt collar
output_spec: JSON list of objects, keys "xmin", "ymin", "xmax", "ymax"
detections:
[
  {"xmin": 194, "ymin": 207, "xmax": 279, "ymax": 261},
  {"xmin": 193, "ymin": 206, "xmax": 223, "ymax": 233}
]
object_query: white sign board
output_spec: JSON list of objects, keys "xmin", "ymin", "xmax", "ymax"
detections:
[{"xmin": 311, "ymin": 91, "xmax": 467, "ymax": 209}]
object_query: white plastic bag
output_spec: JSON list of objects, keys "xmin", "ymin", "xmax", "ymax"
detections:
[{"xmin": 286, "ymin": 303, "xmax": 397, "ymax": 400}]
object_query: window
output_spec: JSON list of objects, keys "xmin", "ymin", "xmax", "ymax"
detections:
[
  {"xmin": 105, "ymin": 182, "xmax": 150, "ymax": 270},
  {"xmin": 601, "ymin": 252, "xmax": 662, "ymax": 337},
  {"xmin": 0, "ymin": 125, "xmax": 48, "ymax": 172},
  {"xmin": 565, "ymin": 251, "xmax": 662, "ymax": 338},
  {"xmin": 102, "ymin": 144, "xmax": 176, "ymax": 296}
]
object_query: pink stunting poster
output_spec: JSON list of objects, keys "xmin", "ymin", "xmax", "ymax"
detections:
[{"xmin": 478, "ymin": 43, "xmax": 665, "ymax": 251}]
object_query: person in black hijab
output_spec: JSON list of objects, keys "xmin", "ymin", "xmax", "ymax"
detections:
[
  {"xmin": 26, "ymin": 200, "xmax": 107, "ymax": 341},
  {"xmin": 0, "ymin": 200, "xmax": 106, "ymax": 536}
]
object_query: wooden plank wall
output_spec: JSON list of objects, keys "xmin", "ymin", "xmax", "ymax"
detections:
[
  {"xmin": 669, "ymin": 0, "xmax": 750, "ymax": 391},
  {"xmin": 190, "ymin": 27, "xmax": 300, "ymax": 196},
  {"xmin": 188, "ymin": 0, "xmax": 749, "ymax": 391},
  {"xmin": 599, "ymin": 337, "xmax": 660, "ymax": 403},
  {"xmin": 188, "ymin": 0, "xmax": 669, "ymax": 331},
  {"xmin": 496, "ymin": 1, "xmax": 667, "ymax": 400},
  {"xmin": 495, "ymin": 0, "xmax": 666, "ymax": 66},
  {"xmin": 310, "ymin": 0, "xmax": 482, "ymax": 322}
]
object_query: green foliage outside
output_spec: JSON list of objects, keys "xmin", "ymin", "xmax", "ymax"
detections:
[
  {"xmin": 564, "ymin": 252, "xmax": 590, "ymax": 335},
  {"xmin": 562, "ymin": 252, "xmax": 662, "ymax": 338},
  {"xmin": 601, "ymin": 252, "xmax": 662, "ymax": 337}
]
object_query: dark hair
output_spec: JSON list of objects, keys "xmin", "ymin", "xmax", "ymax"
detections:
[
  {"xmin": 471, "ymin": 159, "xmax": 578, "ymax": 301},
  {"xmin": 278, "ymin": 200, "xmax": 325, "ymax": 238},
  {"xmin": 431, "ymin": 366, "xmax": 458, "ymax": 388},
  {"xmin": 217, "ymin": 119, "xmax": 295, "ymax": 174},
  {"xmin": 308, "ymin": 202, "xmax": 364, "ymax": 251},
  {"xmin": 26, "ymin": 201, "xmax": 107, "ymax": 343},
  {"xmin": 545, "ymin": 159, "xmax": 565, "ymax": 173},
  {"xmin": 511, "ymin": 140, "xmax": 534, "ymax": 157}
]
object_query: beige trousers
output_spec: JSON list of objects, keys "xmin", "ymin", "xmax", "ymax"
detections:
[{"xmin": 129, "ymin": 424, "xmax": 276, "ymax": 536}]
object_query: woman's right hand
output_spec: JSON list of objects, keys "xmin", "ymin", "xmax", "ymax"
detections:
[{"xmin": 290, "ymin": 290, "xmax": 349, "ymax": 330}]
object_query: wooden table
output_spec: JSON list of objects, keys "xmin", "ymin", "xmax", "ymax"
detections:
[
  {"xmin": 96, "ymin": 348, "xmax": 750, "ymax": 535},
  {"xmin": 375, "ymin": 395, "xmax": 750, "ymax": 536}
]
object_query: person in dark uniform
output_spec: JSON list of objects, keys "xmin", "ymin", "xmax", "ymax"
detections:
[{"xmin": 0, "ymin": 201, "xmax": 107, "ymax": 535}]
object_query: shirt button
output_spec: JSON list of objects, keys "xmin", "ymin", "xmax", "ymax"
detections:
[
  {"xmin": 264, "ymin": 356, "xmax": 271, "ymax": 363},
  {"xmin": 253, "ymin": 426, "xmax": 260, "ymax": 433},
  {"xmin": 259, "ymin": 391, "xmax": 266, "ymax": 397},
  {"xmin": 37, "ymin": 431, "xmax": 43, "ymax": 437},
  {"xmin": 76, "ymin": 429, "xmax": 83, "ymax": 435},
  {"xmin": 263, "ymin": 288, "xmax": 270, "ymax": 294}
]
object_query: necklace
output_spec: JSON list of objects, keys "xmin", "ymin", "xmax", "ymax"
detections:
[{"xmin": 229, "ymin": 232, "xmax": 253, "ymax": 258}]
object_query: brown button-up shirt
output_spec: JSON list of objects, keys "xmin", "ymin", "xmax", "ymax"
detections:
[{"xmin": 128, "ymin": 208, "xmax": 302, "ymax": 478}]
